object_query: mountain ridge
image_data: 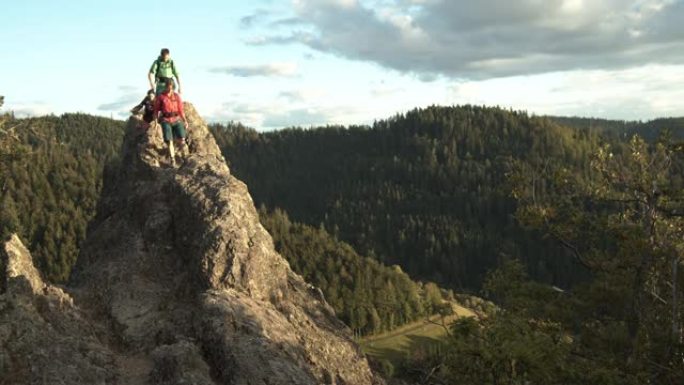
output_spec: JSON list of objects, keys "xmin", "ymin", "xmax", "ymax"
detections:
[{"xmin": 0, "ymin": 103, "xmax": 383, "ymax": 385}]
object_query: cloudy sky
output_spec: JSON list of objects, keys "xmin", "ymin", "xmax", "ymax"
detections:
[{"xmin": 1, "ymin": 0, "xmax": 683, "ymax": 129}]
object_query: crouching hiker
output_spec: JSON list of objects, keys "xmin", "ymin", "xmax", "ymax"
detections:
[
  {"xmin": 153, "ymin": 79, "xmax": 189, "ymax": 167},
  {"xmin": 130, "ymin": 89, "xmax": 156, "ymax": 129}
]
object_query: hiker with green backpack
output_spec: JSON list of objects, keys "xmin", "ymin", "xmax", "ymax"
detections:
[{"xmin": 149, "ymin": 48, "xmax": 181, "ymax": 95}]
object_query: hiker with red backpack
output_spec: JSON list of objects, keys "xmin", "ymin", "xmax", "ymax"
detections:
[{"xmin": 153, "ymin": 78, "xmax": 189, "ymax": 167}]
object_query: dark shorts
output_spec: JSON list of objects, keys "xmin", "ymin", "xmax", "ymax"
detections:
[{"xmin": 161, "ymin": 120, "xmax": 186, "ymax": 142}]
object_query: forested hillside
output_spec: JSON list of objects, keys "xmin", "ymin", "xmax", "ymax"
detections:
[
  {"xmin": 402, "ymin": 135, "xmax": 684, "ymax": 384},
  {"xmin": 211, "ymin": 106, "xmax": 607, "ymax": 290},
  {"xmin": 259, "ymin": 207, "xmax": 450, "ymax": 335},
  {"xmin": 2, "ymin": 105, "xmax": 683, "ymax": 382},
  {"xmin": 6, "ymin": 106, "xmax": 672, "ymax": 290},
  {"xmin": 0, "ymin": 112, "xmax": 125, "ymax": 282},
  {"xmin": 0, "ymin": 111, "xmax": 450, "ymax": 336}
]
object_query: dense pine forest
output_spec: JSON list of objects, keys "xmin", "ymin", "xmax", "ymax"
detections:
[
  {"xmin": 210, "ymin": 106, "xmax": 606, "ymax": 291},
  {"xmin": 398, "ymin": 134, "xmax": 684, "ymax": 384},
  {"xmin": 259, "ymin": 207, "xmax": 451, "ymax": 335},
  {"xmin": 0, "ymin": 112, "xmax": 125, "ymax": 282},
  {"xmin": 209, "ymin": 108, "xmax": 684, "ymax": 383}
]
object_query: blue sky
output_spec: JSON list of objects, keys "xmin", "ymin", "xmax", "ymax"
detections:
[{"xmin": 1, "ymin": 0, "xmax": 683, "ymax": 130}]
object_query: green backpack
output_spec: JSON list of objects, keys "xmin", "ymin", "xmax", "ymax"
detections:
[{"xmin": 155, "ymin": 58, "xmax": 177, "ymax": 80}]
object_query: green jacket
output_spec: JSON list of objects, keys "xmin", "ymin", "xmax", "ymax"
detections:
[{"xmin": 150, "ymin": 57, "xmax": 179, "ymax": 79}]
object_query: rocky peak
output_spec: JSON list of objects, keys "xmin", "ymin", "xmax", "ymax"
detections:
[{"xmin": 0, "ymin": 103, "xmax": 383, "ymax": 385}]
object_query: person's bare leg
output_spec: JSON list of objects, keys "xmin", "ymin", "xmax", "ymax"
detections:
[{"xmin": 168, "ymin": 141, "xmax": 176, "ymax": 167}]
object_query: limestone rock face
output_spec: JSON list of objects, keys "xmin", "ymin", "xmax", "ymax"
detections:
[{"xmin": 0, "ymin": 103, "xmax": 383, "ymax": 385}]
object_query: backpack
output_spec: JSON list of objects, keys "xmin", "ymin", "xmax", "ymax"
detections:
[{"xmin": 155, "ymin": 58, "xmax": 176, "ymax": 80}]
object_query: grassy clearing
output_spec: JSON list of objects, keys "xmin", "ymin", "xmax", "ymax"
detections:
[{"xmin": 360, "ymin": 303, "xmax": 476, "ymax": 365}]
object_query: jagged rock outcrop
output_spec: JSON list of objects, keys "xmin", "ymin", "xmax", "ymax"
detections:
[
  {"xmin": 1, "ymin": 235, "xmax": 118, "ymax": 384},
  {"xmin": 0, "ymin": 103, "xmax": 383, "ymax": 385},
  {"xmin": 3, "ymin": 234, "xmax": 44, "ymax": 295}
]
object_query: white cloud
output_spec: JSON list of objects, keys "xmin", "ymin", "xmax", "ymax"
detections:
[
  {"xmin": 208, "ymin": 96, "xmax": 370, "ymax": 130},
  {"xmin": 209, "ymin": 62, "xmax": 299, "ymax": 78},
  {"xmin": 449, "ymin": 64, "xmax": 684, "ymax": 120},
  {"xmin": 254, "ymin": 0, "xmax": 684, "ymax": 79},
  {"xmin": 240, "ymin": 8, "xmax": 272, "ymax": 28},
  {"xmin": 7, "ymin": 104, "xmax": 55, "ymax": 118},
  {"xmin": 97, "ymin": 92, "xmax": 142, "ymax": 113},
  {"xmin": 2, "ymin": 98, "xmax": 55, "ymax": 118},
  {"xmin": 262, "ymin": 108, "xmax": 331, "ymax": 127},
  {"xmin": 278, "ymin": 87, "xmax": 328, "ymax": 102}
]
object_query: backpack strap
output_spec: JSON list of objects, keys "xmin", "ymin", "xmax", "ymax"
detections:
[{"xmin": 155, "ymin": 59, "xmax": 162, "ymax": 80}]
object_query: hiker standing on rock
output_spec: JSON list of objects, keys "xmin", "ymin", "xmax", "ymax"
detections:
[
  {"xmin": 149, "ymin": 48, "xmax": 181, "ymax": 96},
  {"xmin": 154, "ymin": 78, "xmax": 189, "ymax": 167}
]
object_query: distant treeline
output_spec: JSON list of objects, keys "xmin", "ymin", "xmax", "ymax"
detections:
[{"xmin": 550, "ymin": 116, "xmax": 684, "ymax": 142}]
